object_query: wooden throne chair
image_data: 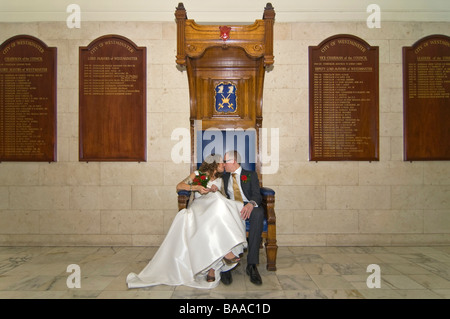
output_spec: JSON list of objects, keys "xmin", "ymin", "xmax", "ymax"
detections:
[{"xmin": 175, "ymin": 3, "xmax": 277, "ymax": 271}]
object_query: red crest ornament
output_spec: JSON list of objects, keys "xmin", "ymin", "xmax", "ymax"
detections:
[{"xmin": 219, "ymin": 26, "xmax": 231, "ymax": 41}]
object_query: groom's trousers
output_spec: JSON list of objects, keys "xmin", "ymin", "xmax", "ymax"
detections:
[{"xmin": 245, "ymin": 203, "xmax": 264, "ymax": 265}]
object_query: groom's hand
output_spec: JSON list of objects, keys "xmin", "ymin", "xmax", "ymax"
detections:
[{"xmin": 240, "ymin": 203, "xmax": 254, "ymax": 220}]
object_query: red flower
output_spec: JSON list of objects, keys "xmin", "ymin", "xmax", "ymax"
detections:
[
  {"xmin": 241, "ymin": 174, "xmax": 249, "ymax": 183},
  {"xmin": 192, "ymin": 171, "xmax": 209, "ymax": 188}
]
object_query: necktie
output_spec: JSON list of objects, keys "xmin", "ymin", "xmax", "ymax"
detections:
[{"xmin": 232, "ymin": 173, "xmax": 243, "ymax": 203}]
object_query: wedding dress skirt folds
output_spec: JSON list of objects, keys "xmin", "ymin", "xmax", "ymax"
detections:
[{"xmin": 126, "ymin": 182, "xmax": 246, "ymax": 289}]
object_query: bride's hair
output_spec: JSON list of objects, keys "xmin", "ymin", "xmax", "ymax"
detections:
[{"xmin": 199, "ymin": 154, "xmax": 223, "ymax": 178}]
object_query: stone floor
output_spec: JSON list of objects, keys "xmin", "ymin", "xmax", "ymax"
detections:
[{"xmin": 0, "ymin": 245, "xmax": 449, "ymax": 299}]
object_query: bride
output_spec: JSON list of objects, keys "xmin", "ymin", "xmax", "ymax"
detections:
[{"xmin": 126, "ymin": 154, "xmax": 247, "ymax": 289}]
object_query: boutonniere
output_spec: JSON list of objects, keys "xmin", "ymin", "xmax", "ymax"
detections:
[
  {"xmin": 193, "ymin": 171, "xmax": 209, "ymax": 188},
  {"xmin": 240, "ymin": 174, "xmax": 250, "ymax": 183}
]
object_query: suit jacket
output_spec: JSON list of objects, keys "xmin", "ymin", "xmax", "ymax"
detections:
[{"xmin": 223, "ymin": 168, "xmax": 262, "ymax": 206}]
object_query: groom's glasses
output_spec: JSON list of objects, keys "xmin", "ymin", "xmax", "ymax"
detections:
[{"xmin": 223, "ymin": 159, "xmax": 234, "ymax": 163}]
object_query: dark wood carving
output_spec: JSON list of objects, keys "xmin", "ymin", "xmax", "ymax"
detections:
[
  {"xmin": 403, "ymin": 34, "xmax": 450, "ymax": 161},
  {"xmin": 309, "ymin": 34, "xmax": 379, "ymax": 161},
  {"xmin": 79, "ymin": 35, "xmax": 146, "ymax": 161},
  {"xmin": 0, "ymin": 35, "xmax": 57, "ymax": 162}
]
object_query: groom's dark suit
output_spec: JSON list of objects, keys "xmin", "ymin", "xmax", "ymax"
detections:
[{"xmin": 223, "ymin": 168, "xmax": 264, "ymax": 265}]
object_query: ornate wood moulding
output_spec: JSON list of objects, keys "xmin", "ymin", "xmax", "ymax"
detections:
[{"xmin": 175, "ymin": 2, "xmax": 275, "ymax": 67}]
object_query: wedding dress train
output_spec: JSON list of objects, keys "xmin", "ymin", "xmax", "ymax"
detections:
[{"xmin": 126, "ymin": 178, "xmax": 246, "ymax": 289}]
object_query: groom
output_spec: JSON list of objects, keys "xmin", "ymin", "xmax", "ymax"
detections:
[{"xmin": 221, "ymin": 150, "xmax": 264, "ymax": 285}]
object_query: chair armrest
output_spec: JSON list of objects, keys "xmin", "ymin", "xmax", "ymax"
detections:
[
  {"xmin": 177, "ymin": 190, "xmax": 191, "ymax": 211},
  {"xmin": 260, "ymin": 187, "xmax": 275, "ymax": 196},
  {"xmin": 260, "ymin": 187, "xmax": 276, "ymax": 225},
  {"xmin": 177, "ymin": 190, "xmax": 191, "ymax": 197}
]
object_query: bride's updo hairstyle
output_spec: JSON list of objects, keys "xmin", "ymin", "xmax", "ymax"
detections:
[{"xmin": 199, "ymin": 154, "xmax": 223, "ymax": 178}]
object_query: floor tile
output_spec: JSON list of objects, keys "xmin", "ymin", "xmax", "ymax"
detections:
[
  {"xmin": 382, "ymin": 275, "xmax": 427, "ymax": 290},
  {"xmin": 320, "ymin": 289, "xmax": 365, "ymax": 299},
  {"xmin": 277, "ymin": 275, "xmax": 319, "ymax": 290},
  {"xmin": 432, "ymin": 289, "xmax": 450, "ymax": 299},
  {"xmin": 357, "ymin": 288, "xmax": 403, "ymax": 299},
  {"xmin": 408, "ymin": 274, "xmax": 450, "ymax": 289},
  {"xmin": 284, "ymin": 289, "xmax": 327, "ymax": 299},
  {"xmin": 393, "ymin": 289, "xmax": 443, "ymax": 299},
  {"xmin": 309, "ymin": 275, "xmax": 355, "ymax": 289},
  {"xmin": 301, "ymin": 263, "xmax": 340, "ymax": 275}
]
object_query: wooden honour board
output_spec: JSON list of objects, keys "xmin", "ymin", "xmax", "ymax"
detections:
[
  {"xmin": 79, "ymin": 35, "xmax": 146, "ymax": 162},
  {"xmin": 0, "ymin": 35, "xmax": 57, "ymax": 162},
  {"xmin": 403, "ymin": 34, "xmax": 450, "ymax": 161},
  {"xmin": 309, "ymin": 34, "xmax": 379, "ymax": 161}
]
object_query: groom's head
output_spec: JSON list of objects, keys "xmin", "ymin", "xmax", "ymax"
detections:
[{"xmin": 223, "ymin": 150, "xmax": 241, "ymax": 172}]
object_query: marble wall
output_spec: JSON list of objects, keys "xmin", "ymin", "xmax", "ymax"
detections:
[{"xmin": 0, "ymin": 21, "xmax": 449, "ymax": 246}]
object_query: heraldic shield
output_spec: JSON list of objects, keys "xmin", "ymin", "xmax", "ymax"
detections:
[{"xmin": 214, "ymin": 82, "xmax": 237, "ymax": 113}]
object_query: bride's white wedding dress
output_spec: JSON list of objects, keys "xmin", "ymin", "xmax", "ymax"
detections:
[{"xmin": 126, "ymin": 176, "xmax": 246, "ymax": 289}]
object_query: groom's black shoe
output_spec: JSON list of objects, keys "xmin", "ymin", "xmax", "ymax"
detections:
[
  {"xmin": 220, "ymin": 271, "xmax": 232, "ymax": 285},
  {"xmin": 246, "ymin": 264, "xmax": 262, "ymax": 285}
]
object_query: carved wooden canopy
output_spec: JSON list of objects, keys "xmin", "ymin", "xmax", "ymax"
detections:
[
  {"xmin": 175, "ymin": 3, "xmax": 275, "ymax": 176},
  {"xmin": 175, "ymin": 3, "xmax": 275, "ymax": 67}
]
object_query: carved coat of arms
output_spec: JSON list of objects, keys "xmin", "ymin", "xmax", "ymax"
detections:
[
  {"xmin": 219, "ymin": 26, "xmax": 231, "ymax": 41},
  {"xmin": 214, "ymin": 82, "xmax": 237, "ymax": 113}
]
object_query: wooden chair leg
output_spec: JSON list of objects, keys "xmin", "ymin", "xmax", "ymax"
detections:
[
  {"xmin": 265, "ymin": 239, "xmax": 277, "ymax": 271},
  {"xmin": 262, "ymin": 192, "xmax": 277, "ymax": 271}
]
